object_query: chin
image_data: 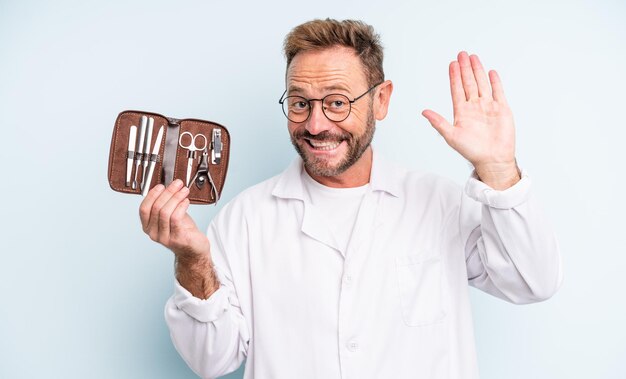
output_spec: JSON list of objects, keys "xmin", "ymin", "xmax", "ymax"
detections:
[
  {"xmin": 305, "ymin": 161, "xmax": 347, "ymax": 177},
  {"xmin": 300, "ymin": 150, "xmax": 347, "ymax": 177}
]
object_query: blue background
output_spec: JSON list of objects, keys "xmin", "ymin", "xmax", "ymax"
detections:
[{"xmin": 1, "ymin": 0, "xmax": 625, "ymax": 378}]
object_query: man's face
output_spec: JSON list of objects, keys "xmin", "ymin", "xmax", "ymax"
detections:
[{"xmin": 286, "ymin": 46, "xmax": 376, "ymax": 178}]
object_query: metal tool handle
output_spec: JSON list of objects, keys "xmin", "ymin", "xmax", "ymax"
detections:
[
  {"xmin": 141, "ymin": 125, "xmax": 165, "ymax": 196},
  {"xmin": 142, "ymin": 162, "xmax": 156, "ymax": 197},
  {"xmin": 125, "ymin": 125, "xmax": 137, "ymax": 187},
  {"xmin": 140, "ymin": 118, "xmax": 154, "ymax": 191},
  {"xmin": 132, "ymin": 116, "xmax": 147, "ymax": 189}
]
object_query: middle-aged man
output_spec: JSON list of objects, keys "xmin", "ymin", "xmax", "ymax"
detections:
[{"xmin": 139, "ymin": 19, "xmax": 562, "ymax": 379}]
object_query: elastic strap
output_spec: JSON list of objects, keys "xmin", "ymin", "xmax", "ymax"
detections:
[{"xmin": 163, "ymin": 118, "xmax": 181, "ymax": 186}]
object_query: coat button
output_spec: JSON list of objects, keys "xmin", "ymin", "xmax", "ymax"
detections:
[{"xmin": 347, "ymin": 340, "xmax": 359, "ymax": 352}]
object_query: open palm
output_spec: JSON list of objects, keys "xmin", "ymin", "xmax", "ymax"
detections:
[{"xmin": 423, "ymin": 51, "xmax": 517, "ymax": 183}]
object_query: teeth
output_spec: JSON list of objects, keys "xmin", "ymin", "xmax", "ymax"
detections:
[{"xmin": 308, "ymin": 139, "xmax": 340, "ymax": 151}]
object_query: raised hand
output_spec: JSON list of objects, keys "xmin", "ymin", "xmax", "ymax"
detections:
[{"xmin": 422, "ymin": 51, "xmax": 520, "ymax": 190}]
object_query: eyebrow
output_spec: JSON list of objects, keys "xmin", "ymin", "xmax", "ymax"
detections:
[
  {"xmin": 287, "ymin": 85, "xmax": 305, "ymax": 94},
  {"xmin": 321, "ymin": 84, "xmax": 350, "ymax": 93},
  {"xmin": 287, "ymin": 84, "xmax": 351, "ymax": 96}
]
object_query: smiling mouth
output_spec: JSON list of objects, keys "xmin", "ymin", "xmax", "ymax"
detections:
[{"xmin": 305, "ymin": 138, "xmax": 342, "ymax": 151}]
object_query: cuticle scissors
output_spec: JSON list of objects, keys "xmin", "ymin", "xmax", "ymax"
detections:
[{"xmin": 178, "ymin": 131, "xmax": 208, "ymax": 187}]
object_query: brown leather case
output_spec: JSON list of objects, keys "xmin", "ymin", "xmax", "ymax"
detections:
[{"xmin": 108, "ymin": 110, "xmax": 230, "ymax": 205}]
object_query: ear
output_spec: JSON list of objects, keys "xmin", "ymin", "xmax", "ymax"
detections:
[{"xmin": 374, "ymin": 80, "xmax": 393, "ymax": 121}]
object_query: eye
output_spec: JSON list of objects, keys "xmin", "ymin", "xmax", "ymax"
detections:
[
  {"xmin": 289, "ymin": 98, "xmax": 309, "ymax": 112},
  {"xmin": 325, "ymin": 95, "xmax": 349, "ymax": 111},
  {"xmin": 331, "ymin": 100, "xmax": 345, "ymax": 108}
]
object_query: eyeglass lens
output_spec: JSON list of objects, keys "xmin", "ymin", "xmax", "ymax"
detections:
[{"xmin": 282, "ymin": 94, "xmax": 351, "ymax": 123}]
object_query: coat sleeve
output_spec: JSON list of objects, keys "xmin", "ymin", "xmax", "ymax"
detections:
[
  {"xmin": 461, "ymin": 169, "xmax": 563, "ymax": 304},
  {"xmin": 164, "ymin": 202, "xmax": 251, "ymax": 379}
]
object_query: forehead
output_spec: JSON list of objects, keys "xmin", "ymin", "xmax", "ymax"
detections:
[{"xmin": 286, "ymin": 46, "xmax": 368, "ymax": 93}]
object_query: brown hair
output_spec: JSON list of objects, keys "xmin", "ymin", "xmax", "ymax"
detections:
[{"xmin": 283, "ymin": 19, "xmax": 384, "ymax": 87}]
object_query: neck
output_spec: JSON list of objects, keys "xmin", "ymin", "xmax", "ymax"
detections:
[{"xmin": 306, "ymin": 147, "xmax": 373, "ymax": 188}]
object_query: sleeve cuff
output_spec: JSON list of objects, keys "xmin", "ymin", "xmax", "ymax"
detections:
[
  {"xmin": 464, "ymin": 168, "xmax": 532, "ymax": 209},
  {"xmin": 172, "ymin": 279, "xmax": 230, "ymax": 323}
]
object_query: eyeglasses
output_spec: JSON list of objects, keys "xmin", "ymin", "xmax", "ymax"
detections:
[{"xmin": 278, "ymin": 82, "xmax": 383, "ymax": 123}]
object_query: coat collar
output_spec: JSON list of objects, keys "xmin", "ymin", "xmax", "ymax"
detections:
[{"xmin": 271, "ymin": 147, "xmax": 403, "ymax": 201}]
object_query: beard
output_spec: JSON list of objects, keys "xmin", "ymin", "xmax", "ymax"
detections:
[{"xmin": 290, "ymin": 106, "xmax": 376, "ymax": 177}]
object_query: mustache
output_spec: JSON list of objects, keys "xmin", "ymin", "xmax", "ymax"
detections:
[{"xmin": 292, "ymin": 129, "xmax": 350, "ymax": 142}]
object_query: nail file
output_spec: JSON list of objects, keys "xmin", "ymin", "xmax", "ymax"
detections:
[
  {"xmin": 140, "ymin": 117, "xmax": 154, "ymax": 190},
  {"xmin": 125, "ymin": 125, "xmax": 137, "ymax": 187},
  {"xmin": 142, "ymin": 126, "xmax": 164, "ymax": 197},
  {"xmin": 132, "ymin": 116, "xmax": 147, "ymax": 189}
]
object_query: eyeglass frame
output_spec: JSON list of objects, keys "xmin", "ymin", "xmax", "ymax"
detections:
[{"xmin": 278, "ymin": 81, "xmax": 384, "ymax": 123}]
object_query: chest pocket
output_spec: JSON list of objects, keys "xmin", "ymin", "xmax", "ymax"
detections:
[{"xmin": 395, "ymin": 254, "xmax": 446, "ymax": 327}]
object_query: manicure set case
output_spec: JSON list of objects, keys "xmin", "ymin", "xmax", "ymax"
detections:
[{"xmin": 107, "ymin": 110, "xmax": 230, "ymax": 205}]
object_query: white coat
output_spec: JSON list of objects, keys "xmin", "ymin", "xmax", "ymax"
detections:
[{"xmin": 165, "ymin": 151, "xmax": 563, "ymax": 379}]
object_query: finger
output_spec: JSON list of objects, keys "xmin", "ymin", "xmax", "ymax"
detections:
[
  {"xmin": 139, "ymin": 184, "xmax": 165, "ymax": 231},
  {"xmin": 170, "ymin": 198, "xmax": 191, "ymax": 235},
  {"xmin": 458, "ymin": 51, "xmax": 478, "ymax": 100},
  {"xmin": 469, "ymin": 54, "xmax": 492, "ymax": 99},
  {"xmin": 449, "ymin": 61, "xmax": 465, "ymax": 106},
  {"xmin": 489, "ymin": 70, "xmax": 508, "ymax": 104},
  {"xmin": 422, "ymin": 109, "xmax": 453, "ymax": 141},
  {"xmin": 147, "ymin": 179, "xmax": 184, "ymax": 239},
  {"xmin": 157, "ymin": 185, "xmax": 190, "ymax": 244}
]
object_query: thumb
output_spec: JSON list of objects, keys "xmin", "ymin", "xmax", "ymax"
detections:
[{"xmin": 422, "ymin": 109, "xmax": 452, "ymax": 140}]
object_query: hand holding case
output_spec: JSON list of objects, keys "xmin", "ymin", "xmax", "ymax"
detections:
[{"xmin": 108, "ymin": 110, "xmax": 230, "ymax": 205}]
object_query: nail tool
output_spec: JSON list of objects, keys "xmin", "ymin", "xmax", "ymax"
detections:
[
  {"xmin": 211, "ymin": 129, "xmax": 222, "ymax": 165},
  {"xmin": 178, "ymin": 131, "xmax": 207, "ymax": 187},
  {"xmin": 140, "ymin": 117, "xmax": 154, "ymax": 191},
  {"xmin": 132, "ymin": 116, "xmax": 147, "ymax": 189},
  {"xmin": 141, "ymin": 125, "xmax": 164, "ymax": 197},
  {"xmin": 191, "ymin": 147, "xmax": 219, "ymax": 202},
  {"xmin": 125, "ymin": 125, "xmax": 137, "ymax": 187}
]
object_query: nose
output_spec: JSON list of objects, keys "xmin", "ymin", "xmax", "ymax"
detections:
[{"xmin": 305, "ymin": 100, "xmax": 333, "ymax": 135}]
